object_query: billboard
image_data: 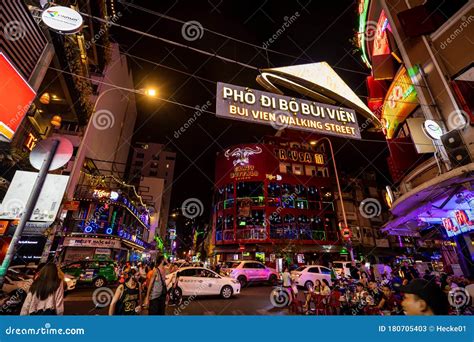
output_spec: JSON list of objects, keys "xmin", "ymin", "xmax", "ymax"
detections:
[
  {"xmin": 0, "ymin": 53, "xmax": 36, "ymax": 142},
  {"xmin": 216, "ymin": 82, "xmax": 361, "ymax": 139},
  {"xmin": 0, "ymin": 171, "xmax": 69, "ymax": 221}
]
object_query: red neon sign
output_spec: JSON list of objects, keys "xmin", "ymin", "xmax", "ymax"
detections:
[
  {"xmin": 455, "ymin": 210, "xmax": 473, "ymax": 226},
  {"xmin": 372, "ymin": 10, "xmax": 391, "ymax": 56},
  {"xmin": 0, "ymin": 53, "xmax": 36, "ymax": 142}
]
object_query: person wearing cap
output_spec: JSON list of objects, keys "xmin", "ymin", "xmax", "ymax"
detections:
[{"xmin": 399, "ymin": 278, "xmax": 450, "ymax": 315}]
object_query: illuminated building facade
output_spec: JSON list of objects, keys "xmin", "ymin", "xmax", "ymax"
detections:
[
  {"xmin": 356, "ymin": 0, "xmax": 474, "ymax": 276},
  {"xmin": 212, "ymin": 137, "xmax": 343, "ymax": 263}
]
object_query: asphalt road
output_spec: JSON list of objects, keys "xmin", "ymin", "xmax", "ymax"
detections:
[{"xmin": 64, "ymin": 283, "xmax": 292, "ymax": 315}]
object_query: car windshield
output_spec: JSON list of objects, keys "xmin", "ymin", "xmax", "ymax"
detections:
[
  {"xmin": 333, "ymin": 263, "xmax": 343, "ymax": 269},
  {"xmin": 226, "ymin": 262, "xmax": 241, "ymax": 269},
  {"xmin": 295, "ymin": 266, "xmax": 306, "ymax": 272}
]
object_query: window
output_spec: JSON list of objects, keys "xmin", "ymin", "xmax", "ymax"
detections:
[
  {"xmin": 149, "ymin": 171, "xmax": 157, "ymax": 177},
  {"xmin": 308, "ymin": 267, "xmax": 320, "ymax": 273},
  {"xmin": 136, "ymin": 153, "xmax": 144, "ymax": 158},
  {"xmin": 236, "ymin": 182, "xmax": 263, "ymax": 198},
  {"xmin": 179, "ymin": 269, "xmax": 198, "ymax": 277},
  {"xmin": 305, "ymin": 165, "xmax": 317, "ymax": 176},
  {"xmin": 317, "ymin": 167, "xmax": 329, "ymax": 177},
  {"xmin": 279, "ymin": 162, "xmax": 291, "ymax": 174},
  {"xmin": 216, "ymin": 216, "xmax": 224, "ymax": 231},
  {"xmin": 196, "ymin": 269, "xmax": 216, "ymax": 277},
  {"xmin": 225, "ymin": 215, "xmax": 234, "ymax": 229},
  {"xmin": 319, "ymin": 267, "xmax": 331, "ymax": 275},
  {"xmin": 243, "ymin": 263, "xmax": 258, "ymax": 269},
  {"xmin": 267, "ymin": 183, "xmax": 281, "ymax": 197},
  {"xmin": 292, "ymin": 164, "xmax": 303, "ymax": 175},
  {"xmin": 311, "ymin": 216, "xmax": 324, "ymax": 231},
  {"xmin": 135, "ymin": 160, "xmax": 143, "ymax": 166}
]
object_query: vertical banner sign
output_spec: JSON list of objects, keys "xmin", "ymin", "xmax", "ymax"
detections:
[{"xmin": 216, "ymin": 82, "xmax": 361, "ymax": 139}]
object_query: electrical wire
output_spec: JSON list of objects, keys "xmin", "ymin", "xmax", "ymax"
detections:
[
  {"xmin": 118, "ymin": 1, "xmax": 376, "ymax": 77},
  {"xmin": 47, "ymin": 66, "xmax": 439, "ymax": 146},
  {"xmin": 118, "ymin": 1, "xmax": 312, "ymax": 62},
  {"xmin": 78, "ymin": 10, "xmax": 259, "ymax": 71}
]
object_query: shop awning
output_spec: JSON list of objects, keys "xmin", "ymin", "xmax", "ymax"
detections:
[{"xmin": 383, "ymin": 162, "xmax": 474, "ymax": 235}]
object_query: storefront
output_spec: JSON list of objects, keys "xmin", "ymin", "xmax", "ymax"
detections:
[
  {"xmin": 383, "ymin": 163, "xmax": 474, "ymax": 277},
  {"xmin": 60, "ymin": 235, "xmax": 147, "ymax": 263}
]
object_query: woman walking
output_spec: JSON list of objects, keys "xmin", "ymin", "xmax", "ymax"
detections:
[
  {"xmin": 109, "ymin": 268, "xmax": 142, "ymax": 315},
  {"xmin": 20, "ymin": 263, "xmax": 64, "ymax": 315}
]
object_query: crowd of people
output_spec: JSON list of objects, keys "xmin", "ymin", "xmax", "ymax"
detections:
[
  {"xmin": 1, "ymin": 256, "xmax": 472, "ymax": 316},
  {"xmin": 282, "ymin": 260, "xmax": 471, "ymax": 316}
]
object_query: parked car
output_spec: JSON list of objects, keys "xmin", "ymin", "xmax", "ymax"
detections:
[
  {"xmin": 166, "ymin": 267, "xmax": 240, "ymax": 299},
  {"xmin": 1, "ymin": 270, "xmax": 33, "ymax": 295},
  {"xmin": 224, "ymin": 261, "xmax": 278, "ymax": 287},
  {"xmin": 61, "ymin": 259, "xmax": 117, "ymax": 288},
  {"xmin": 2, "ymin": 266, "xmax": 77, "ymax": 293},
  {"xmin": 291, "ymin": 265, "xmax": 332, "ymax": 289}
]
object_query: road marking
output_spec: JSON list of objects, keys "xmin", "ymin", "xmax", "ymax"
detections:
[{"xmin": 231, "ymin": 309, "xmax": 245, "ymax": 315}]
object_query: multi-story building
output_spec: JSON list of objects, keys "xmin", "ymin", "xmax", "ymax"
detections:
[
  {"xmin": 212, "ymin": 136, "xmax": 342, "ymax": 265},
  {"xmin": 356, "ymin": 0, "xmax": 473, "ymax": 276},
  {"xmin": 0, "ymin": 0, "xmax": 154, "ymax": 264},
  {"xmin": 129, "ymin": 142, "xmax": 176, "ymax": 241},
  {"xmin": 336, "ymin": 170, "xmax": 399, "ymax": 263}
]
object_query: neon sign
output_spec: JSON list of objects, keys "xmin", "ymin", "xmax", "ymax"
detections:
[
  {"xmin": 442, "ymin": 210, "xmax": 474, "ymax": 237},
  {"xmin": 93, "ymin": 189, "xmax": 111, "ymax": 199},
  {"xmin": 373, "ymin": 10, "xmax": 391, "ymax": 56},
  {"xmin": 357, "ymin": 0, "xmax": 371, "ymax": 69},
  {"xmin": 381, "ymin": 66, "xmax": 418, "ymax": 139},
  {"xmin": 24, "ymin": 133, "xmax": 38, "ymax": 151},
  {"xmin": 276, "ymin": 149, "xmax": 324, "ymax": 164}
]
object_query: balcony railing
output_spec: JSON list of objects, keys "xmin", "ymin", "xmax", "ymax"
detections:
[
  {"xmin": 236, "ymin": 228, "xmax": 267, "ymax": 240},
  {"xmin": 216, "ymin": 229, "xmax": 339, "ymax": 242}
]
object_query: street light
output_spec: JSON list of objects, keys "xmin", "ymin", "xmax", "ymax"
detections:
[
  {"xmin": 310, "ymin": 137, "xmax": 354, "ymax": 263},
  {"xmin": 143, "ymin": 88, "xmax": 157, "ymax": 97}
]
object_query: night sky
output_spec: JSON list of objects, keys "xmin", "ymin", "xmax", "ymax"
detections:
[{"xmin": 111, "ymin": 0, "xmax": 390, "ymax": 223}]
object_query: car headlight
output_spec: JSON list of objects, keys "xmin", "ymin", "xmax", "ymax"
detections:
[{"xmin": 231, "ymin": 279, "xmax": 240, "ymax": 284}]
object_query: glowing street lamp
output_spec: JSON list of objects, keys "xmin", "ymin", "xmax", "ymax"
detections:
[{"xmin": 143, "ymin": 88, "xmax": 157, "ymax": 97}]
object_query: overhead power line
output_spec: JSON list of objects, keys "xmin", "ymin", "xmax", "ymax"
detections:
[
  {"xmin": 118, "ymin": 0, "xmax": 313, "ymax": 63},
  {"xmin": 78, "ymin": 11, "xmax": 259, "ymax": 71}
]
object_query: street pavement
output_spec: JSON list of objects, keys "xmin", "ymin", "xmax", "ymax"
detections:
[{"xmin": 64, "ymin": 283, "xmax": 289, "ymax": 315}]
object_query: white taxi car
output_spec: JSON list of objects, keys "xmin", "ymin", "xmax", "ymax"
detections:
[
  {"xmin": 166, "ymin": 267, "xmax": 240, "ymax": 299},
  {"xmin": 291, "ymin": 265, "xmax": 332, "ymax": 289}
]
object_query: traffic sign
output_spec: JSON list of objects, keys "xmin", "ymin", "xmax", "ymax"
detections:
[{"xmin": 30, "ymin": 137, "xmax": 73, "ymax": 171}]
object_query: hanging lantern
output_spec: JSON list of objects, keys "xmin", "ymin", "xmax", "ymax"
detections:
[
  {"xmin": 50, "ymin": 115, "xmax": 62, "ymax": 128},
  {"xmin": 39, "ymin": 92, "xmax": 50, "ymax": 104}
]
